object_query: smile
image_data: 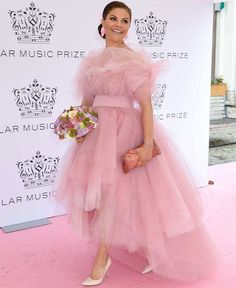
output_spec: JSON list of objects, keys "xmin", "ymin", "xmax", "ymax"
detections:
[{"xmin": 111, "ymin": 29, "xmax": 123, "ymax": 34}]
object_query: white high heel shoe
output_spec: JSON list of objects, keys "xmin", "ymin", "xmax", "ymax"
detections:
[
  {"xmin": 142, "ymin": 251, "xmax": 153, "ymax": 274},
  {"xmin": 81, "ymin": 256, "xmax": 112, "ymax": 286},
  {"xmin": 141, "ymin": 264, "xmax": 152, "ymax": 274}
]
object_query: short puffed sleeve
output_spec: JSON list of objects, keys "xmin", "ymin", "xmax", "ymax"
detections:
[
  {"xmin": 74, "ymin": 55, "xmax": 95, "ymax": 106},
  {"xmin": 124, "ymin": 50, "xmax": 169, "ymax": 103}
]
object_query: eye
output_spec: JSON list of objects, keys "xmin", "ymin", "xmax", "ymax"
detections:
[
  {"xmin": 110, "ymin": 16, "xmax": 117, "ymax": 21},
  {"xmin": 122, "ymin": 19, "xmax": 129, "ymax": 24}
]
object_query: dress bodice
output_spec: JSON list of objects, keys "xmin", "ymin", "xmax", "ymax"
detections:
[{"xmin": 75, "ymin": 47, "xmax": 166, "ymax": 105}]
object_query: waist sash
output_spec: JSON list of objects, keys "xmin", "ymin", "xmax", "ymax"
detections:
[{"xmin": 92, "ymin": 95, "xmax": 133, "ymax": 108}]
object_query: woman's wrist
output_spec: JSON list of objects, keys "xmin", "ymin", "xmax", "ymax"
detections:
[{"xmin": 144, "ymin": 140, "xmax": 154, "ymax": 147}]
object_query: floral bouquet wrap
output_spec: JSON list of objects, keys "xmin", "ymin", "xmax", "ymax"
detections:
[{"xmin": 54, "ymin": 105, "xmax": 98, "ymax": 140}]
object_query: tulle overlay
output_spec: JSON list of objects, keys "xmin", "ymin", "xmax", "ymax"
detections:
[{"xmin": 54, "ymin": 47, "xmax": 219, "ymax": 283}]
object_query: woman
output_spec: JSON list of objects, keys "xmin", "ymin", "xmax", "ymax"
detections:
[{"xmin": 55, "ymin": 1, "xmax": 220, "ymax": 286}]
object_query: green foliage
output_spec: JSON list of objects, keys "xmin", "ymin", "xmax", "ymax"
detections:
[{"xmin": 211, "ymin": 75, "xmax": 224, "ymax": 84}]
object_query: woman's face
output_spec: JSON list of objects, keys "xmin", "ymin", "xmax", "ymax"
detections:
[{"xmin": 102, "ymin": 8, "xmax": 130, "ymax": 44}]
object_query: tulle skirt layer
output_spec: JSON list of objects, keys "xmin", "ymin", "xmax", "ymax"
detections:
[{"xmin": 54, "ymin": 105, "xmax": 219, "ymax": 283}]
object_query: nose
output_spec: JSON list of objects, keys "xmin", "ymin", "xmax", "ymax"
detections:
[{"xmin": 115, "ymin": 20, "xmax": 123, "ymax": 27}]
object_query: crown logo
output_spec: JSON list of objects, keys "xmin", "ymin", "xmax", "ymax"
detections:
[
  {"xmin": 152, "ymin": 84, "xmax": 167, "ymax": 110},
  {"xmin": 9, "ymin": 2, "xmax": 56, "ymax": 43},
  {"xmin": 134, "ymin": 12, "xmax": 168, "ymax": 46},
  {"xmin": 13, "ymin": 79, "xmax": 57, "ymax": 118},
  {"xmin": 17, "ymin": 151, "xmax": 60, "ymax": 189}
]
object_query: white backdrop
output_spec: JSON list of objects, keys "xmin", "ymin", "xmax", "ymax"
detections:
[{"xmin": 0, "ymin": 0, "xmax": 213, "ymax": 226}]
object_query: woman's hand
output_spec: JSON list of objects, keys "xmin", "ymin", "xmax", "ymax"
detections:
[
  {"xmin": 129, "ymin": 144, "xmax": 153, "ymax": 167},
  {"xmin": 76, "ymin": 136, "xmax": 85, "ymax": 144}
]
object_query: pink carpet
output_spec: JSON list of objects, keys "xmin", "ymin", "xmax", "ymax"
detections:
[{"xmin": 0, "ymin": 162, "xmax": 235, "ymax": 288}]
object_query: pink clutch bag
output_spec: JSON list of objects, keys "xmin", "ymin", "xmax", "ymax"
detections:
[{"xmin": 121, "ymin": 141, "xmax": 161, "ymax": 174}]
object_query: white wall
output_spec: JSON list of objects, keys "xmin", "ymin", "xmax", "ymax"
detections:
[
  {"xmin": 215, "ymin": 1, "xmax": 236, "ymax": 103},
  {"xmin": 0, "ymin": 0, "xmax": 214, "ymax": 226}
]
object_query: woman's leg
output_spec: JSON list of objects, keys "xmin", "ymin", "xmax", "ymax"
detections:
[{"xmin": 90, "ymin": 241, "xmax": 111, "ymax": 280}]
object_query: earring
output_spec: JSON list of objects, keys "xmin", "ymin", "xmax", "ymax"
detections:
[{"xmin": 101, "ymin": 26, "xmax": 106, "ymax": 37}]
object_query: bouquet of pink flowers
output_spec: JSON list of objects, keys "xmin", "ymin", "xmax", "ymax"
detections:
[{"xmin": 54, "ymin": 105, "xmax": 98, "ymax": 140}]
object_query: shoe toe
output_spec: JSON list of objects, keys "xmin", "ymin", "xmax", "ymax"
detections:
[
  {"xmin": 81, "ymin": 257, "xmax": 112, "ymax": 286},
  {"xmin": 142, "ymin": 265, "xmax": 152, "ymax": 274},
  {"xmin": 81, "ymin": 277, "xmax": 101, "ymax": 286}
]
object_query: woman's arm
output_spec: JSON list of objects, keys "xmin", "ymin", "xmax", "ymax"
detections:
[
  {"xmin": 129, "ymin": 95, "xmax": 154, "ymax": 167},
  {"xmin": 139, "ymin": 96, "xmax": 154, "ymax": 146},
  {"xmin": 81, "ymin": 97, "xmax": 92, "ymax": 107}
]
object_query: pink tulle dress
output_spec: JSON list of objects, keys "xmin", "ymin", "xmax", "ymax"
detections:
[{"xmin": 54, "ymin": 47, "xmax": 220, "ymax": 283}]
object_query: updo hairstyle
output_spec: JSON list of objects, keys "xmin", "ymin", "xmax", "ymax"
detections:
[{"xmin": 98, "ymin": 1, "xmax": 132, "ymax": 39}]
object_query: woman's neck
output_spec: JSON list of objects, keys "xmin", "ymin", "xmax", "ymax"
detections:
[{"xmin": 105, "ymin": 40, "xmax": 127, "ymax": 49}]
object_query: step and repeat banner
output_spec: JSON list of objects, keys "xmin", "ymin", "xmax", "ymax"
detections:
[{"xmin": 0, "ymin": 0, "xmax": 213, "ymax": 226}]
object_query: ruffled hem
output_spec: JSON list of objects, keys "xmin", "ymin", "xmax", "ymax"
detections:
[{"xmin": 53, "ymin": 105, "xmax": 220, "ymax": 283}]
